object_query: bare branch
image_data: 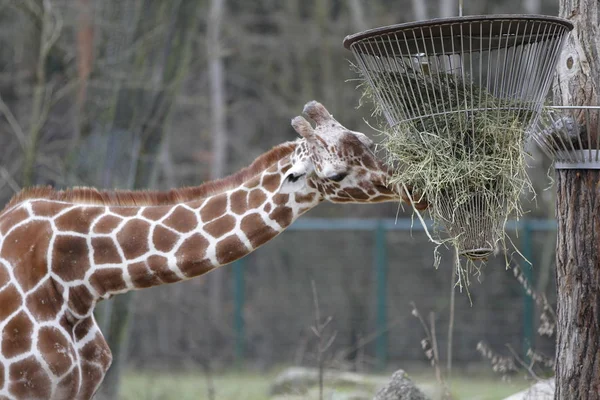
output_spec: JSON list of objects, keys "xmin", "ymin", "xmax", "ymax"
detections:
[
  {"xmin": 0, "ymin": 166, "xmax": 21, "ymax": 194},
  {"xmin": 0, "ymin": 94, "xmax": 26, "ymax": 149}
]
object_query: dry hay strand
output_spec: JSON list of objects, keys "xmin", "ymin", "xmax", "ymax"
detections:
[{"xmin": 357, "ymin": 68, "xmax": 534, "ymax": 288}]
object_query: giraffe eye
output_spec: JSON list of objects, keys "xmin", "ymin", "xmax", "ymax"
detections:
[{"xmin": 328, "ymin": 173, "xmax": 347, "ymax": 182}]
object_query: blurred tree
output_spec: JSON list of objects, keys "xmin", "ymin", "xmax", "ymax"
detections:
[{"xmin": 207, "ymin": 0, "xmax": 227, "ymax": 354}]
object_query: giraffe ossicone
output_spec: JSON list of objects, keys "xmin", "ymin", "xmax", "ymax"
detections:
[{"xmin": 0, "ymin": 101, "xmax": 426, "ymax": 400}]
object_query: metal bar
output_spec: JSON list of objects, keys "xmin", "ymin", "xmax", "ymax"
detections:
[
  {"xmin": 521, "ymin": 221, "xmax": 534, "ymax": 361},
  {"xmin": 374, "ymin": 221, "xmax": 388, "ymax": 370},
  {"xmin": 287, "ymin": 218, "xmax": 556, "ymax": 231},
  {"xmin": 233, "ymin": 258, "xmax": 245, "ymax": 365}
]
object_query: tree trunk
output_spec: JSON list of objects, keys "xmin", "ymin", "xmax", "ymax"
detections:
[
  {"xmin": 554, "ymin": 0, "xmax": 600, "ymax": 398},
  {"xmin": 207, "ymin": 0, "xmax": 227, "ymax": 345},
  {"xmin": 411, "ymin": 0, "xmax": 427, "ymax": 21},
  {"xmin": 555, "ymin": 169, "xmax": 600, "ymax": 399}
]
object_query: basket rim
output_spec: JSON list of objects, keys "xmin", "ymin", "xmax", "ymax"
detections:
[{"xmin": 343, "ymin": 14, "xmax": 574, "ymax": 50}]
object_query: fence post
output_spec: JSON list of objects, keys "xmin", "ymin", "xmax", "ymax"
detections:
[
  {"xmin": 374, "ymin": 221, "xmax": 388, "ymax": 370},
  {"xmin": 521, "ymin": 221, "xmax": 534, "ymax": 360},
  {"xmin": 233, "ymin": 258, "xmax": 245, "ymax": 365}
]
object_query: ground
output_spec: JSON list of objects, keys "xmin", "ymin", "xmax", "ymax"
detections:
[{"xmin": 121, "ymin": 367, "xmax": 535, "ymax": 400}]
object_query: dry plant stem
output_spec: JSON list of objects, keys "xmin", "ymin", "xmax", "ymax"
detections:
[
  {"xmin": 506, "ymin": 345, "xmax": 542, "ymax": 382},
  {"xmin": 429, "ymin": 312, "xmax": 442, "ymax": 384},
  {"xmin": 410, "ymin": 303, "xmax": 452, "ymax": 399},
  {"xmin": 311, "ymin": 280, "xmax": 337, "ymax": 400},
  {"xmin": 447, "ymin": 257, "xmax": 456, "ymax": 379}
]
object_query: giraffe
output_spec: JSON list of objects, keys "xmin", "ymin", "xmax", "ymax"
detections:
[{"xmin": 0, "ymin": 101, "xmax": 426, "ymax": 400}]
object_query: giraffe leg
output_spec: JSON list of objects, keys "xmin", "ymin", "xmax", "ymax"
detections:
[{"xmin": 72, "ymin": 316, "xmax": 112, "ymax": 400}]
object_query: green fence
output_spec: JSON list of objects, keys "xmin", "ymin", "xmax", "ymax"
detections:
[{"xmin": 231, "ymin": 218, "xmax": 556, "ymax": 368}]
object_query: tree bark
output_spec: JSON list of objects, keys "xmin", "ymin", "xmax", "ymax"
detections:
[
  {"xmin": 554, "ymin": 0, "xmax": 600, "ymax": 398},
  {"xmin": 555, "ymin": 169, "xmax": 600, "ymax": 400}
]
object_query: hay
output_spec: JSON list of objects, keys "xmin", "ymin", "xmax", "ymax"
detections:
[{"xmin": 359, "ymin": 68, "xmax": 533, "ymax": 273}]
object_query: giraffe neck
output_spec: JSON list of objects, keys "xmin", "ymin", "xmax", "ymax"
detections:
[{"xmin": 6, "ymin": 141, "xmax": 321, "ymax": 320}]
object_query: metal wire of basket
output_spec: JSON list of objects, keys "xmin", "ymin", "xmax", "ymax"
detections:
[
  {"xmin": 343, "ymin": 15, "xmax": 573, "ymax": 129},
  {"xmin": 532, "ymin": 106, "xmax": 600, "ymax": 168},
  {"xmin": 344, "ymin": 15, "xmax": 573, "ymax": 259}
]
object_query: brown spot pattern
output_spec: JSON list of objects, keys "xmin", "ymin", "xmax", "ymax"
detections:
[
  {"xmin": 2, "ymin": 311, "xmax": 33, "ymax": 358},
  {"xmin": 263, "ymin": 203, "xmax": 272, "ymax": 213},
  {"xmin": 230, "ymin": 190, "xmax": 248, "ymax": 215},
  {"xmin": 38, "ymin": 327, "xmax": 72, "ymax": 376},
  {"xmin": 56, "ymin": 369, "xmax": 79, "ymax": 400},
  {"xmin": 0, "ymin": 264, "xmax": 9, "ymax": 287},
  {"xmin": 163, "ymin": 206, "xmax": 197, "ymax": 233},
  {"xmin": 295, "ymin": 193, "xmax": 316, "ymax": 203},
  {"xmin": 248, "ymin": 190, "xmax": 267, "ymax": 208},
  {"xmin": 89, "ymin": 269, "xmax": 127, "ymax": 296},
  {"xmin": 0, "ymin": 284, "xmax": 21, "ymax": 321},
  {"xmin": 116, "ymin": 218, "xmax": 150, "ymax": 260},
  {"xmin": 243, "ymin": 176, "xmax": 260, "ymax": 189},
  {"xmin": 342, "ymin": 188, "xmax": 369, "ymax": 201},
  {"xmin": 216, "ymin": 235, "xmax": 246, "ymax": 265},
  {"xmin": 270, "ymin": 206, "xmax": 293, "ymax": 227},
  {"xmin": 109, "ymin": 207, "xmax": 138, "ymax": 217},
  {"xmin": 262, "ymin": 174, "xmax": 281, "ymax": 192},
  {"xmin": 26, "ymin": 279, "xmax": 63, "ymax": 322},
  {"xmin": 74, "ymin": 317, "xmax": 94, "ymax": 342},
  {"xmin": 30, "ymin": 201, "xmax": 71, "ymax": 217},
  {"xmin": 204, "ymin": 215, "xmax": 236, "ymax": 238},
  {"xmin": 152, "ymin": 225, "xmax": 180, "ymax": 253},
  {"xmin": 273, "ymin": 194, "xmax": 289, "ymax": 206},
  {"xmin": 128, "ymin": 261, "xmax": 161, "ymax": 289},
  {"xmin": 80, "ymin": 335, "xmax": 112, "ymax": 367},
  {"xmin": 141, "ymin": 206, "xmax": 171, "ymax": 221},
  {"xmin": 3, "ymin": 220, "xmax": 51, "ymax": 292},
  {"xmin": 92, "ymin": 215, "xmax": 122, "ymax": 234},
  {"xmin": 79, "ymin": 363, "xmax": 105, "ymax": 400},
  {"xmin": 175, "ymin": 234, "xmax": 211, "ymax": 277},
  {"xmin": 54, "ymin": 207, "xmax": 104, "ymax": 234},
  {"xmin": 92, "ymin": 237, "xmax": 121, "ymax": 265},
  {"xmin": 68, "ymin": 285, "xmax": 95, "ymax": 316},
  {"xmin": 52, "ymin": 235, "xmax": 90, "ymax": 282},
  {"xmin": 199, "ymin": 194, "xmax": 227, "ymax": 222},
  {"xmin": 241, "ymin": 214, "xmax": 278, "ymax": 248},
  {"xmin": 0, "ymin": 207, "xmax": 29, "ymax": 235},
  {"xmin": 9, "ymin": 356, "xmax": 51, "ymax": 399},
  {"xmin": 147, "ymin": 255, "xmax": 179, "ymax": 283}
]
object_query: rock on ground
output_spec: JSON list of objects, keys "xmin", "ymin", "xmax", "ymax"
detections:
[
  {"xmin": 270, "ymin": 367, "xmax": 388, "ymax": 397},
  {"xmin": 502, "ymin": 379, "xmax": 554, "ymax": 400},
  {"xmin": 373, "ymin": 370, "xmax": 430, "ymax": 400}
]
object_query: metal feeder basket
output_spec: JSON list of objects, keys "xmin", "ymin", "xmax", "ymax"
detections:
[
  {"xmin": 532, "ymin": 106, "xmax": 600, "ymax": 169},
  {"xmin": 344, "ymin": 15, "xmax": 573, "ymax": 259}
]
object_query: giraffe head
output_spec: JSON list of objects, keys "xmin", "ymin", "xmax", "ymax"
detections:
[{"xmin": 281, "ymin": 101, "xmax": 426, "ymax": 208}]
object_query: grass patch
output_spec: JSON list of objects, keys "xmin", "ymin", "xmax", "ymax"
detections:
[{"xmin": 120, "ymin": 367, "xmax": 533, "ymax": 400}]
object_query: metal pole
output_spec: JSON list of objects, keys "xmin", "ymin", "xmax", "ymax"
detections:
[
  {"xmin": 233, "ymin": 258, "xmax": 245, "ymax": 365},
  {"xmin": 521, "ymin": 221, "xmax": 534, "ymax": 360},
  {"xmin": 374, "ymin": 221, "xmax": 388, "ymax": 369}
]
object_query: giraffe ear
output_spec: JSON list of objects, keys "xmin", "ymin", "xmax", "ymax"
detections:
[{"xmin": 280, "ymin": 160, "xmax": 313, "ymax": 194}]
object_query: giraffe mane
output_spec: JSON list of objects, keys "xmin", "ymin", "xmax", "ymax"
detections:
[{"xmin": 2, "ymin": 142, "xmax": 297, "ymax": 212}]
